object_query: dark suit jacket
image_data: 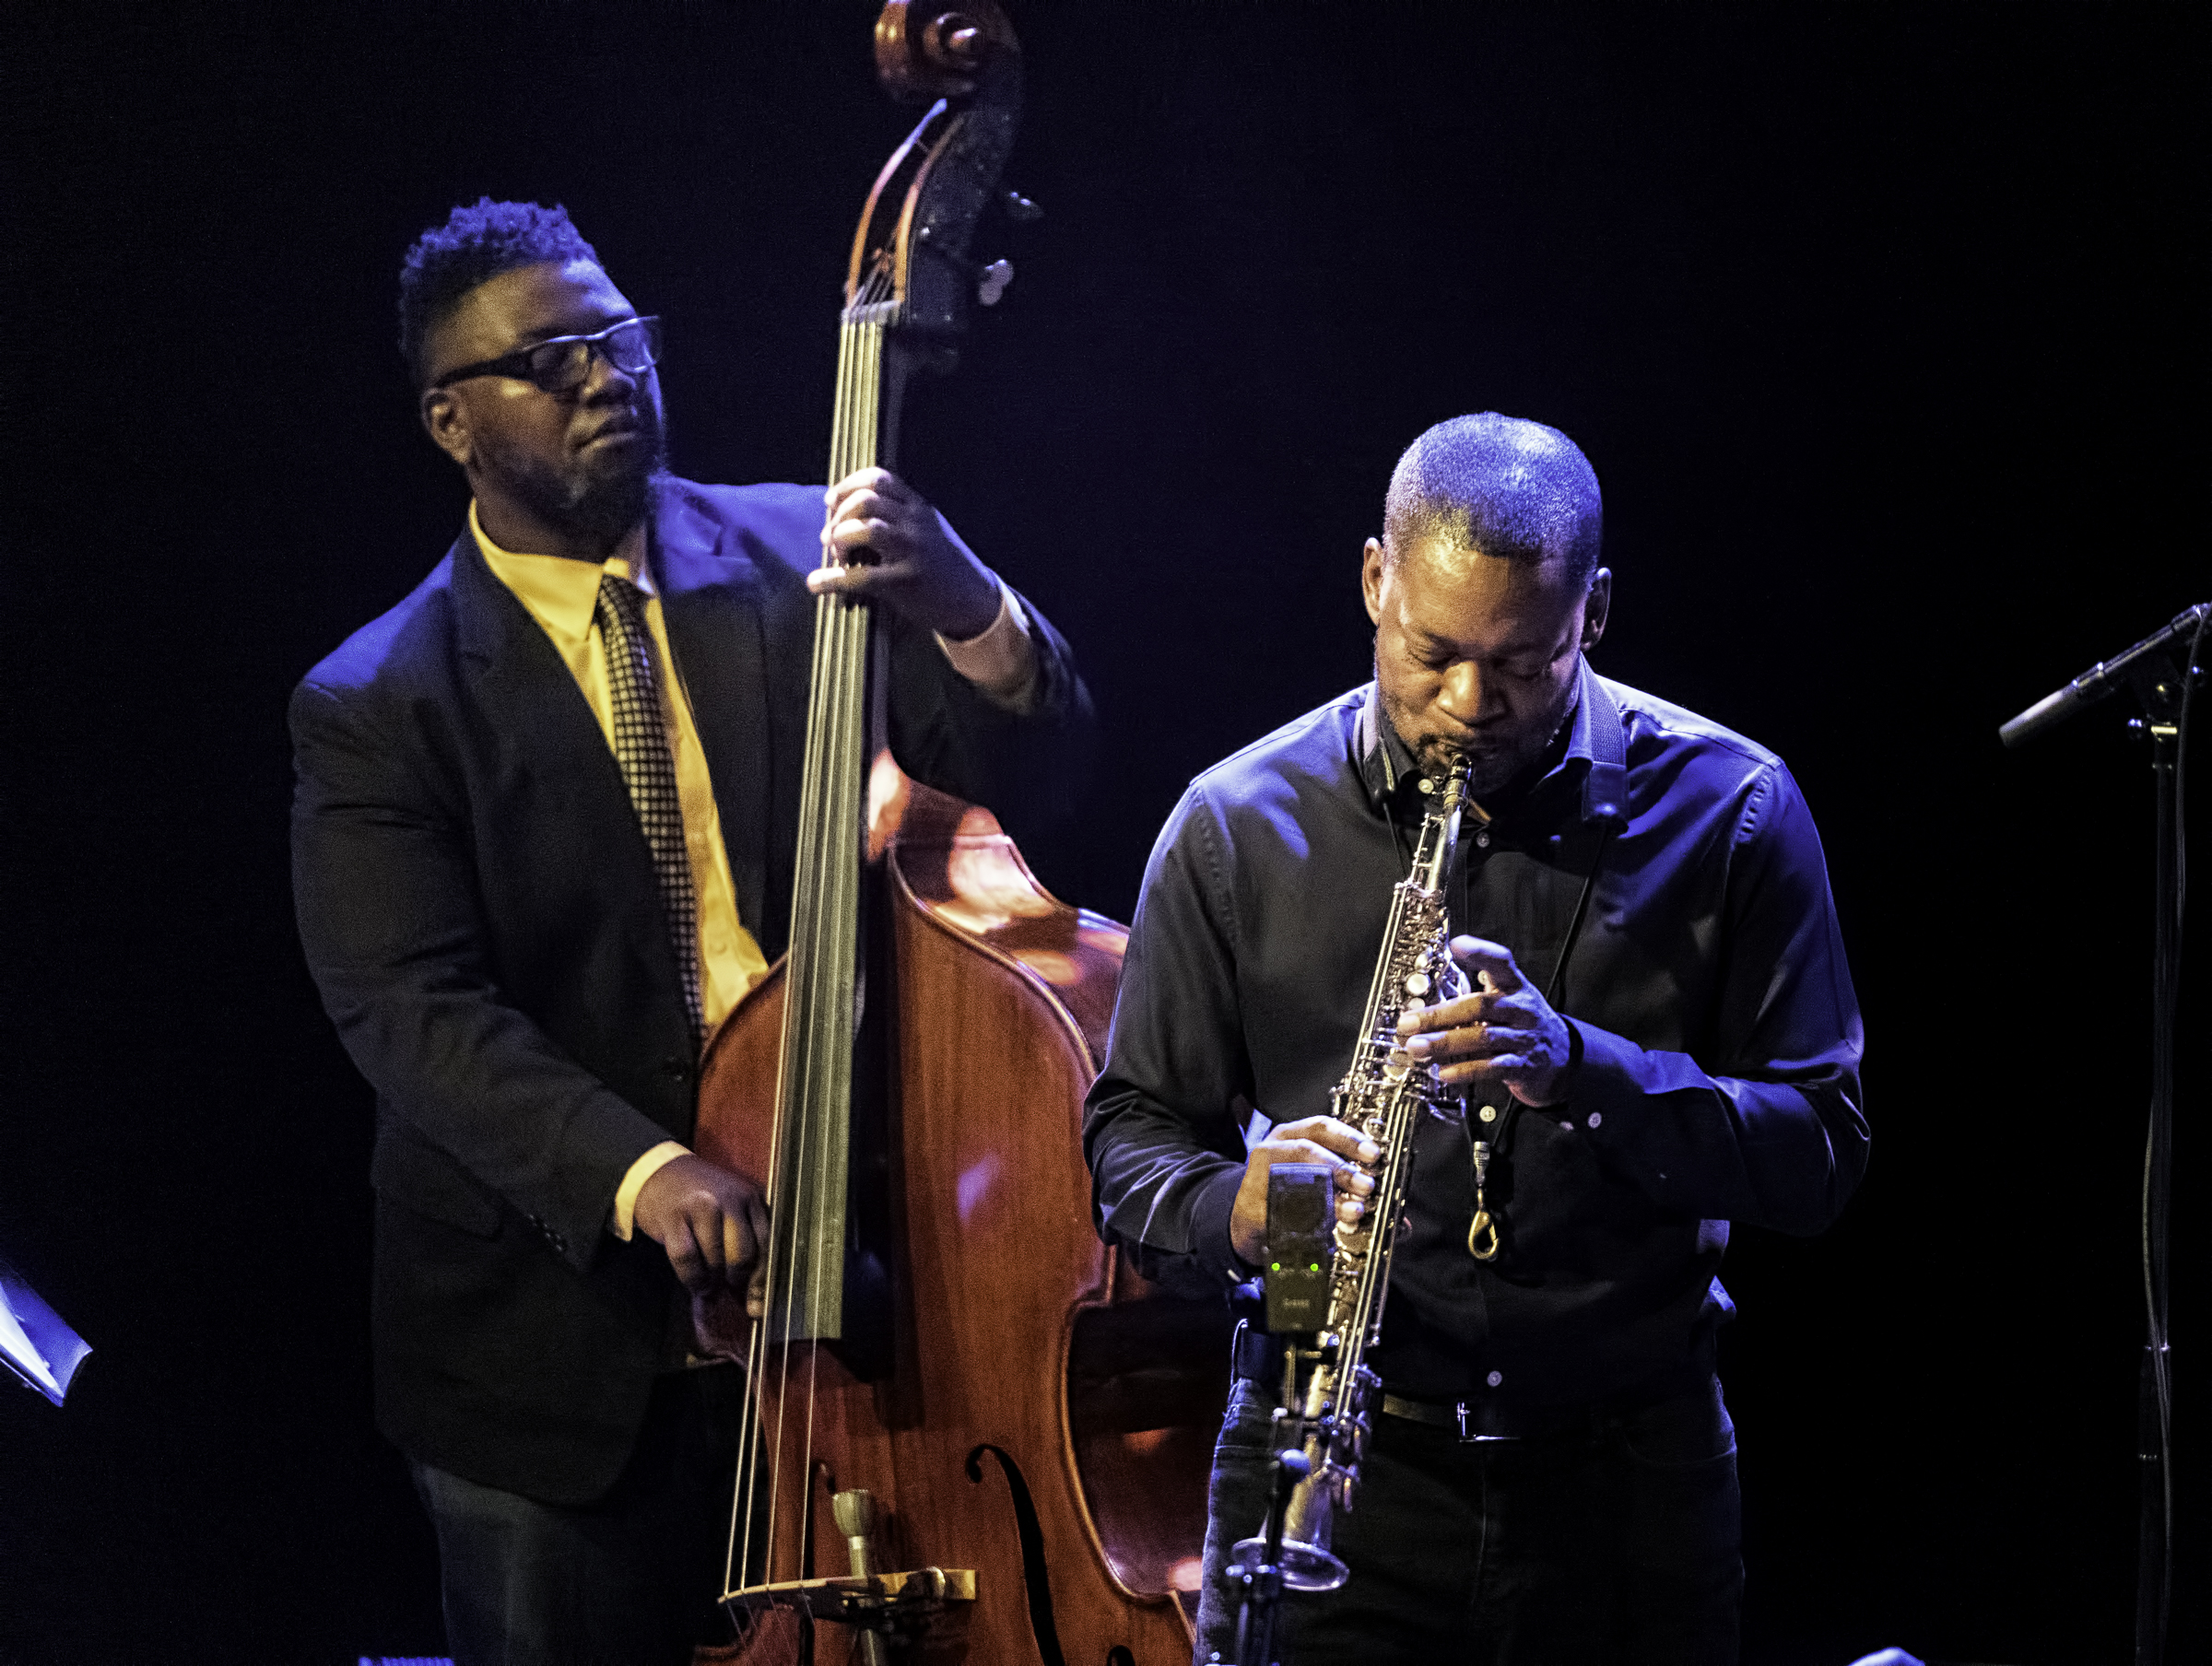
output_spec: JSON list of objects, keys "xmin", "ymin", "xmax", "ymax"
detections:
[{"xmin": 291, "ymin": 477, "xmax": 1091, "ymax": 1503}]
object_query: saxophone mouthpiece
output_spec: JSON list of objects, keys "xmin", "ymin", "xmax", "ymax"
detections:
[
  {"xmin": 1442, "ymin": 763, "xmax": 1468, "ymax": 809},
  {"xmin": 1416, "ymin": 756, "xmax": 1474, "ymax": 892}
]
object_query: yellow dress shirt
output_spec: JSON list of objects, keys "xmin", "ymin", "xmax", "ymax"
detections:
[{"xmin": 469, "ymin": 502, "xmax": 1040, "ymax": 1241}]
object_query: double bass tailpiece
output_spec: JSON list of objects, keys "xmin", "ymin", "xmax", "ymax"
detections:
[
  {"xmin": 724, "ymin": 1486, "xmax": 974, "ymax": 1649},
  {"xmin": 723, "ymin": 1570, "xmax": 977, "ymax": 1628}
]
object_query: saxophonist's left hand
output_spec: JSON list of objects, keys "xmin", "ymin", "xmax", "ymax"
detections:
[{"xmin": 1397, "ymin": 936, "xmax": 1575, "ymax": 1107}]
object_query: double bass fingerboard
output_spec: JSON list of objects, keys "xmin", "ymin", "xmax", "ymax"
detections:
[{"xmin": 759, "ymin": 293, "xmax": 900, "ymax": 1344}]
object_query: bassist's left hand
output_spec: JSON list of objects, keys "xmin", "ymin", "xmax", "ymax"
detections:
[{"xmin": 810, "ymin": 467, "xmax": 1004, "ymax": 641}]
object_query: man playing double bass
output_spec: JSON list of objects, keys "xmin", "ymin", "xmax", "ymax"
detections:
[
  {"xmin": 290, "ymin": 199, "xmax": 1093, "ymax": 1665},
  {"xmin": 1085, "ymin": 413, "xmax": 1866, "ymax": 1663}
]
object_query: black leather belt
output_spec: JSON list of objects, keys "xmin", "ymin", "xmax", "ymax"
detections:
[
  {"xmin": 1380, "ymin": 1389, "xmax": 1539, "ymax": 1442},
  {"xmin": 1377, "ymin": 1391, "xmax": 1578, "ymax": 1442},
  {"xmin": 1231, "ymin": 1320, "xmax": 1713, "ymax": 1445}
]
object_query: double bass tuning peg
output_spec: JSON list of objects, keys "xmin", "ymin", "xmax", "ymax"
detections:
[
  {"xmin": 913, "ymin": 223, "xmax": 1017, "ymax": 306},
  {"xmin": 978, "ymin": 192, "xmax": 1038, "ymax": 301}
]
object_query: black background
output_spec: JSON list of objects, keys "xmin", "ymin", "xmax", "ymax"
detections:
[{"xmin": 2, "ymin": 3, "xmax": 2206, "ymax": 1662}]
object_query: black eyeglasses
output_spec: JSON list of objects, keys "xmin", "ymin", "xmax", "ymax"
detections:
[{"xmin": 431, "ymin": 316, "xmax": 664, "ymax": 393}]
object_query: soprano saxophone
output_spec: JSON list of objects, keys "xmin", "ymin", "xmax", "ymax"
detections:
[{"xmin": 1230, "ymin": 756, "xmax": 1472, "ymax": 1593}]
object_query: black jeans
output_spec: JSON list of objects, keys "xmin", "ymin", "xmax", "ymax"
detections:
[
  {"xmin": 1193, "ymin": 1374, "xmax": 1743, "ymax": 1666},
  {"xmin": 411, "ymin": 1367, "xmax": 743, "ymax": 1666}
]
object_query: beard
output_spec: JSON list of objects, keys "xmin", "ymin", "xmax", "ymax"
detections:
[
  {"xmin": 482, "ymin": 406, "xmax": 668, "ymax": 551},
  {"xmin": 1376, "ymin": 664, "xmax": 1581, "ymax": 800}
]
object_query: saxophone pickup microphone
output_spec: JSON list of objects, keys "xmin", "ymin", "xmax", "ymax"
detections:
[{"xmin": 1263, "ymin": 1164, "xmax": 1335, "ymax": 1334}]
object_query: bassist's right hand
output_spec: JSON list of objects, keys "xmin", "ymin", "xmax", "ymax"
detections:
[
  {"xmin": 1229, "ymin": 1115, "xmax": 1379, "ymax": 1269},
  {"xmin": 634, "ymin": 1154, "xmax": 771, "ymax": 1314}
]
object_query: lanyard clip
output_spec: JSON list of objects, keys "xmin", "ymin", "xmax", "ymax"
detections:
[{"xmin": 1468, "ymin": 1139, "xmax": 1501, "ymax": 1261}]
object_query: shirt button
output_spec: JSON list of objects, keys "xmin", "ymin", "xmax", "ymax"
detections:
[
  {"xmin": 1487, "ymin": 1369, "xmax": 1504, "ymax": 1388},
  {"xmin": 1475, "ymin": 831, "xmax": 1491, "ymax": 848},
  {"xmin": 1587, "ymin": 1111, "xmax": 1604, "ymax": 1130},
  {"xmin": 1559, "ymin": 1120, "xmax": 1574, "ymax": 1132}
]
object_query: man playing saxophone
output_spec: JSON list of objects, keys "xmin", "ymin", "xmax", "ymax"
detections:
[{"xmin": 1083, "ymin": 413, "xmax": 1866, "ymax": 1664}]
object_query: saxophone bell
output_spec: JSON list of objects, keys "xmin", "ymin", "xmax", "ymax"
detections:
[
  {"xmin": 1230, "ymin": 1498, "xmax": 1351, "ymax": 1595},
  {"xmin": 1225, "ymin": 1378, "xmax": 1357, "ymax": 1593}
]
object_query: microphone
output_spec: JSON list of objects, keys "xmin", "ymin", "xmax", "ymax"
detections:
[
  {"xmin": 1998, "ymin": 602, "xmax": 2210, "ymax": 749},
  {"xmin": 1261, "ymin": 1164, "xmax": 1335, "ymax": 1335}
]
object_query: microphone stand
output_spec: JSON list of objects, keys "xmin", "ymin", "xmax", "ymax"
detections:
[
  {"xmin": 2000, "ymin": 600, "xmax": 2207, "ymax": 1666},
  {"xmin": 1225, "ymin": 1161, "xmax": 1335, "ymax": 1666},
  {"xmin": 1230, "ymin": 1437, "xmax": 1308, "ymax": 1666}
]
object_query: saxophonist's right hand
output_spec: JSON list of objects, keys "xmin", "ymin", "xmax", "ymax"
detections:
[{"xmin": 1229, "ymin": 1117, "xmax": 1380, "ymax": 1267}]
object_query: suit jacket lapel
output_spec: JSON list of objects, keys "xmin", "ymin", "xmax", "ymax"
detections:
[
  {"xmin": 653, "ymin": 483, "xmax": 776, "ymax": 944},
  {"xmin": 448, "ymin": 528, "xmax": 671, "ymax": 961}
]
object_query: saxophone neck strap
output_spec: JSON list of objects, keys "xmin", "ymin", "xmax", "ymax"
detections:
[{"xmin": 1575, "ymin": 662, "xmax": 1630, "ymax": 835}]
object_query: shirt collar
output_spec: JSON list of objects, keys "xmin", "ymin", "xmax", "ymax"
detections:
[{"xmin": 468, "ymin": 501, "xmax": 655, "ymax": 648}]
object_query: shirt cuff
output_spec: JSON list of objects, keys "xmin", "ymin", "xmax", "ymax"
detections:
[
  {"xmin": 1559, "ymin": 1015, "xmax": 1648, "ymax": 1137},
  {"xmin": 610, "ymin": 1140, "xmax": 690, "ymax": 1241},
  {"xmin": 935, "ymin": 579, "xmax": 1041, "ymax": 711},
  {"xmin": 1193, "ymin": 1164, "xmax": 1256, "ymax": 1285}
]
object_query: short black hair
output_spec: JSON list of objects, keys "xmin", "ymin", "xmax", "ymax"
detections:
[
  {"xmin": 1382, "ymin": 413, "xmax": 1604, "ymax": 587},
  {"xmin": 397, "ymin": 198, "xmax": 601, "ymax": 386}
]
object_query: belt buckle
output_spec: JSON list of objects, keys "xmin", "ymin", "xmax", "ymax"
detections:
[{"xmin": 1454, "ymin": 1399, "xmax": 1520, "ymax": 1445}]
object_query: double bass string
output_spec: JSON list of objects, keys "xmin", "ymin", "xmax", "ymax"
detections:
[
  {"xmin": 799, "ymin": 296, "xmax": 890, "ymax": 1554},
  {"xmin": 800, "ymin": 285, "xmax": 893, "ymax": 1531},
  {"xmin": 801, "ymin": 301, "xmax": 889, "ymax": 1542},
  {"xmin": 730, "ymin": 304, "xmax": 853, "ymax": 1598},
  {"xmin": 729, "ymin": 278, "xmax": 893, "ymax": 1602}
]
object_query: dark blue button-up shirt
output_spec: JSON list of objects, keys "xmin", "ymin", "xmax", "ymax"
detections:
[{"xmin": 1082, "ymin": 663, "xmax": 1866, "ymax": 1404}]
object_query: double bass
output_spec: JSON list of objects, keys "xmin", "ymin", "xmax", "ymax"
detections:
[{"xmin": 689, "ymin": 7, "xmax": 1230, "ymax": 1661}]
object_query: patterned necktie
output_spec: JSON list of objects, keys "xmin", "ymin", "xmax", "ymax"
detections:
[{"xmin": 595, "ymin": 572, "xmax": 704, "ymax": 1047}]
